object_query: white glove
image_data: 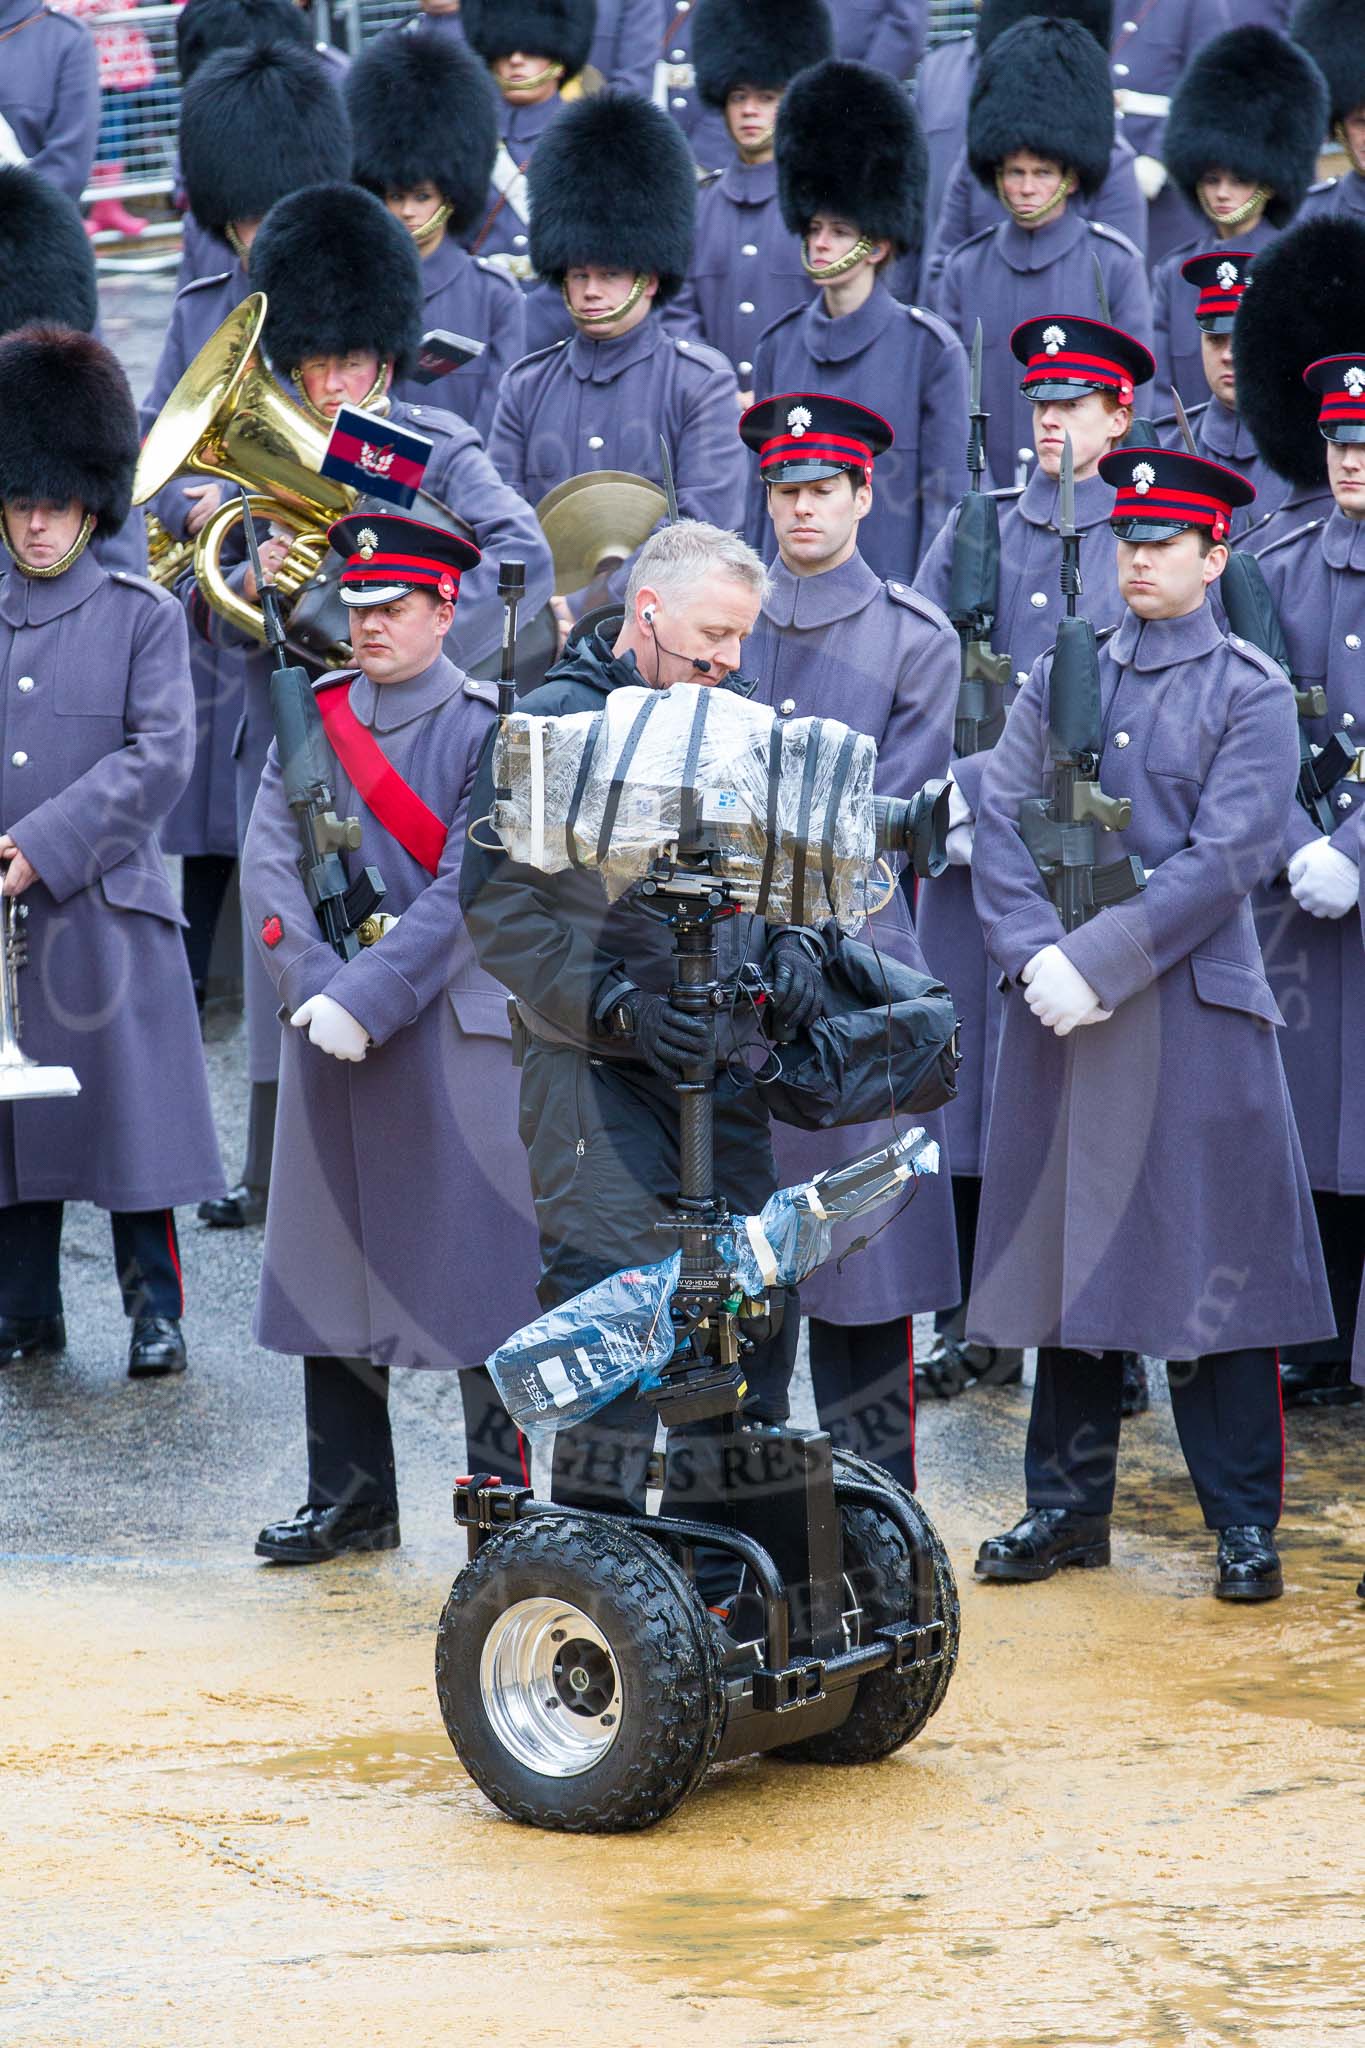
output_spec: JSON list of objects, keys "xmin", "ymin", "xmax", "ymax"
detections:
[
  {"xmin": 1020, "ymin": 945, "xmax": 1113, "ymax": 1037},
  {"xmin": 1286, "ymin": 836, "xmax": 1360, "ymax": 919},
  {"xmin": 1133, "ymin": 153, "xmax": 1168, "ymax": 202},
  {"xmin": 944, "ymin": 776, "xmax": 974, "ymax": 864},
  {"xmin": 290, "ymin": 993, "xmax": 370, "ymax": 1061}
]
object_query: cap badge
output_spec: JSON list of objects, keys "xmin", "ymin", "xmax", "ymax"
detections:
[
  {"xmin": 1042, "ymin": 325, "xmax": 1066, "ymax": 354},
  {"xmin": 787, "ymin": 404, "xmax": 813, "ymax": 438},
  {"xmin": 1132, "ymin": 462, "xmax": 1155, "ymax": 494},
  {"xmin": 357, "ymin": 527, "xmax": 379, "ymax": 559},
  {"xmin": 1216, "ymin": 261, "xmax": 1239, "ymax": 291},
  {"xmin": 1345, "ymin": 366, "xmax": 1365, "ymax": 397}
]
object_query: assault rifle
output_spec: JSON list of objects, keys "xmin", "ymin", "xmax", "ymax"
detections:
[
  {"xmin": 1018, "ymin": 437, "xmax": 1146, "ymax": 932},
  {"xmin": 947, "ymin": 320, "xmax": 1012, "ymax": 755},
  {"xmin": 240, "ymin": 489, "xmax": 385, "ymax": 958}
]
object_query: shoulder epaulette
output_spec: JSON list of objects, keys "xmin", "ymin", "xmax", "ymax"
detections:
[
  {"xmin": 885, "ymin": 577, "xmax": 953, "ymax": 634},
  {"xmin": 1088, "ymin": 219, "xmax": 1143, "ymax": 260},
  {"xmin": 1253, "ymin": 518, "xmax": 1325, "ymax": 562},
  {"xmin": 1224, "ymin": 633, "xmax": 1289, "ymax": 684},
  {"xmin": 177, "ymin": 270, "xmax": 233, "ymax": 299},
  {"xmin": 670, "ymin": 333, "xmax": 734, "ymax": 376},
  {"xmin": 946, "ymin": 223, "xmax": 997, "ymax": 257},
  {"xmin": 312, "ymin": 667, "xmax": 361, "ymax": 693},
  {"xmin": 696, "ymin": 166, "xmax": 723, "ymax": 189},
  {"xmin": 508, "ymin": 335, "xmax": 572, "ymax": 373},
  {"xmin": 108, "ymin": 570, "xmax": 170, "ymax": 602},
  {"xmin": 1307, "ymin": 176, "xmax": 1338, "ymax": 194},
  {"xmin": 475, "ymin": 255, "xmax": 522, "ymax": 291},
  {"xmin": 988, "ymin": 483, "xmax": 1026, "ymax": 502},
  {"xmin": 1153, "ymin": 400, "xmax": 1209, "ymax": 429},
  {"xmin": 463, "ymin": 675, "xmax": 500, "ymax": 708},
  {"xmin": 904, "ymin": 301, "xmax": 962, "ymax": 349}
]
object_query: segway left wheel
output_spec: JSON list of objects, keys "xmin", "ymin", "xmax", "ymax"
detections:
[
  {"xmin": 435, "ymin": 1513, "xmax": 725, "ymax": 1832},
  {"xmin": 773, "ymin": 1448, "xmax": 960, "ymax": 1766}
]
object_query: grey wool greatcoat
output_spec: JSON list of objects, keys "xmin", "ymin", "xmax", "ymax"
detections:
[
  {"xmin": 1149, "ymin": 220, "xmax": 1278, "ymax": 419},
  {"xmin": 913, "ymin": 466, "xmax": 1125, "ymax": 1174},
  {"xmin": 1156, "ymin": 398, "xmax": 1292, "ymax": 541},
  {"xmin": 746, "ymin": 283, "xmax": 972, "ymax": 582},
  {"xmin": 966, "ymin": 599, "xmax": 1333, "ymax": 1359},
  {"xmin": 242, "ymin": 653, "xmax": 539, "ymax": 1367},
  {"xmin": 0, "ymin": 0, "xmax": 99, "ymax": 200},
  {"xmin": 920, "ymin": 142, "xmax": 1147, "ymax": 298},
  {"xmin": 1254, "ymin": 508, "xmax": 1365, "ymax": 1195},
  {"xmin": 664, "ymin": 160, "xmax": 812, "ymax": 392},
  {"xmin": 389, "ymin": 236, "xmax": 528, "ymax": 443},
  {"xmin": 745, "ymin": 550, "xmax": 960, "ymax": 1320},
  {"xmin": 0, "ymin": 549, "xmax": 224, "ymax": 1209}
]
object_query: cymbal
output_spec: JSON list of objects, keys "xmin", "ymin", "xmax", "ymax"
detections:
[{"xmin": 535, "ymin": 470, "xmax": 668, "ymax": 596}]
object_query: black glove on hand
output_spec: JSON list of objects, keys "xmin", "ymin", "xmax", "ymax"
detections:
[
  {"xmin": 767, "ymin": 932, "xmax": 824, "ymax": 1036},
  {"xmin": 619, "ymin": 990, "xmax": 712, "ymax": 1079}
]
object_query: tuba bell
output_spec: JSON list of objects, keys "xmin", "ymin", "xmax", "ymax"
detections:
[
  {"xmin": 0, "ymin": 898, "xmax": 79, "ymax": 1102},
  {"xmin": 133, "ymin": 292, "xmax": 354, "ymax": 646}
]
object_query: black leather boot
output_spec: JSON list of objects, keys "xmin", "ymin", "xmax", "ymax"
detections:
[
  {"xmin": 255, "ymin": 1501, "xmax": 401, "ymax": 1563},
  {"xmin": 1215, "ymin": 1525, "xmax": 1283, "ymax": 1601},
  {"xmin": 0, "ymin": 1313, "xmax": 66, "ymax": 1366},
  {"xmin": 975, "ymin": 1506, "xmax": 1112, "ymax": 1582},
  {"xmin": 1279, "ymin": 1359, "xmax": 1362, "ymax": 1409},
  {"xmin": 200, "ymin": 1080, "xmax": 275, "ymax": 1228},
  {"xmin": 128, "ymin": 1316, "xmax": 188, "ymax": 1376},
  {"xmin": 916, "ymin": 1336, "xmax": 1024, "ymax": 1399},
  {"xmin": 1121, "ymin": 1352, "xmax": 1150, "ymax": 1417},
  {"xmin": 197, "ymin": 1181, "xmax": 268, "ymax": 1229}
]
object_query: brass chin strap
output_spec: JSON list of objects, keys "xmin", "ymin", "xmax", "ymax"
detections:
[
  {"xmin": 225, "ymin": 223, "xmax": 251, "ymax": 265},
  {"xmin": 501, "ymin": 60, "xmax": 563, "ymax": 94},
  {"xmin": 1199, "ymin": 183, "xmax": 1270, "ymax": 230},
  {"xmin": 1338, "ymin": 121, "xmax": 1365, "ymax": 177},
  {"xmin": 0, "ymin": 509, "xmax": 95, "ymax": 579},
  {"xmin": 995, "ymin": 167, "xmax": 1076, "ymax": 227},
  {"xmin": 563, "ymin": 271, "xmax": 650, "ymax": 326},
  {"xmin": 290, "ymin": 361, "xmax": 393, "ymax": 428},
  {"xmin": 800, "ymin": 234, "xmax": 874, "ymax": 281},
  {"xmin": 411, "ymin": 200, "xmax": 453, "ymax": 248},
  {"xmin": 736, "ymin": 128, "xmax": 775, "ymax": 162}
]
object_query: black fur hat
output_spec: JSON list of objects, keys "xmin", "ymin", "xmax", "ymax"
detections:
[
  {"xmin": 1234, "ymin": 217, "xmax": 1365, "ymax": 486},
  {"xmin": 977, "ymin": 0, "xmax": 1112, "ymax": 50},
  {"xmin": 968, "ymin": 16, "xmax": 1114, "ymax": 199},
  {"xmin": 348, "ymin": 31, "xmax": 498, "ymax": 234},
  {"xmin": 179, "ymin": 43, "xmax": 352, "ymax": 239},
  {"xmin": 692, "ymin": 0, "xmax": 834, "ymax": 109},
  {"xmin": 1164, "ymin": 29, "xmax": 1328, "ymax": 229},
  {"xmin": 462, "ymin": 0, "xmax": 596, "ymax": 82},
  {"xmin": 252, "ymin": 183, "xmax": 423, "ymax": 376},
  {"xmin": 775, "ymin": 60, "xmax": 926, "ymax": 254},
  {"xmin": 529, "ymin": 91, "xmax": 696, "ymax": 301},
  {"xmin": 0, "ymin": 168, "xmax": 97, "ymax": 335},
  {"xmin": 1291, "ymin": 0, "xmax": 1365, "ymax": 125},
  {"xmin": 0, "ymin": 328, "xmax": 139, "ymax": 535},
  {"xmin": 175, "ymin": 0, "xmax": 310, "ymax": 83}
]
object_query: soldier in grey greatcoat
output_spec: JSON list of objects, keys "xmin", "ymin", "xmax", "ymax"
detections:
[
  {"xmin": 738, "ymin": 392, "xmax": 958, "ymax": 1491},
  {"xmin": 0, "ymin": 329, "xmax": 223, "ymax": 1378},
  {"xmin": 1290, "ymin": 0, "xmax": 1365, "ymax": 231},
  {"xmin": 969, "ymin": 443, "xmax": 1333, "ymax": 1602},
  {"xmin": 247, "ymin": 513, "xmax": 539, "ymax": 1562},
  {"xmin": 0, "ymin": 0, "xmax": 98, "ymax": 203}
]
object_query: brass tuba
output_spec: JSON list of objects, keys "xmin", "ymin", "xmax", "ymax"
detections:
[
  {"xmin": 133, "ymin": 292, "xmax": 354, "ymax": 645},
  {"xmin": 0, "ymin": 898, "xmax": 79, "ymax": 1102}
]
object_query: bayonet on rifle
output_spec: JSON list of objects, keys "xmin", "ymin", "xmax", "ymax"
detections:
[
  {"xmin": 659, "ymin": 434, "xmax": 680, "ymax": 526},
  {"xmin": 947, "ymin": 320, "xmax": 1013, "ymax": 754}
]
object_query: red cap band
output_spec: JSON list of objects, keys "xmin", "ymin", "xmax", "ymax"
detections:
[
  {"xmin": 758, "ymin": 429, "xmax": 875, "ymax": 479},
  {"xmin": 1111, "ymin": 472, "xmax": 1233, "ymax": 541},
  {"xmin": 340, "ymin": 550, "xmax": 464, "ymax": 596},
  {"xmin": 1022, "ymin": 348, "xmax": 1134, "ymax": 404}
]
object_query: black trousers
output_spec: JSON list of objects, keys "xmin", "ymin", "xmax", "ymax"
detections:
[
  {"xmin": 933, "ymin": 1174, "xmax": 981, "ymax": 1337},
  {"xmin": 808, "ymin": 1315, "xmax": 916, "ymax": 1492},
  {"xmin": 1280, "ymin": 1190, "xmax": 1363, "ymax": 1369},
  {"xmin": 1025, "ymin": 1345, "xmax": 1283, "ymax": 1530},
  {"xmin": 180, "ymin": 853, "xmax": 235, "ymax": 999},
  {"xmin": 0, "ymin": 1201, "xmax": 184, "ymax": 1320},
  {"xmin": 301, "ymin": 1357, "xmax": 530, "ymax": 1509}
]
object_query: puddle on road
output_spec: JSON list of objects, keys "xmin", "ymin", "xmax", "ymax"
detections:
[
  {"xmin": 248, "ymin": 1726, "xmax": 462, "ymax": 1796},
  {"xmin": 608, "ymin": 1890, "xmax": 934, "ymax": 2007}
]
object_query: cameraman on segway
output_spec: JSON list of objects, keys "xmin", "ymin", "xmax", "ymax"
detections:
[{"xmin": 460, "ymin": 521, "xmax": 827, "ymax": 1533}]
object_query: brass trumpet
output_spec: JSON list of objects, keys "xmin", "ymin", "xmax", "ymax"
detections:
[
  {"xmin": 0, "ymin": 897, "xmax": 79, "ymax": 1102},
  {"xmin": 132, "ymin": 292, "xmax": 354, "ymax": 646}
]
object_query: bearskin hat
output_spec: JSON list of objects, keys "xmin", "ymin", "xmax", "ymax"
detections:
[
  {"xmin": 977, "ymin": 0, "xmax": 1112, "ymax": 51},
  {"xmin": 1291, "ymin": 0, "xmax": 1365, "ymax": 125},
  {"xmin": 252, "ymin": 183, "xmax": 423, "ymax": 377},
  {"xmin": 348, "ymin": 32, "xmax": 498, "ymax": 234},
  {"xmin": 179, "ymin": 44, "xmax": 352, "ymax": 239},
  {"xmin": 1164, "ymin": 29, "xmax": 1328, "ymax": 229},
  {"xmin": 775, "ymin": 60, "xmax": 926, "ymax": 255},
  {"xmin": 0, "ymin": 168, "xmax": 97, "ymax": 336},
  {"xmin": 461, "ymin": 0, "xmax": 596, "ymax": 82},
  {"xmin": 968, "ymin": 16, "xmax": 1114, "ymax": 199},
  {"xmin": 529, "ymin": 92, "xmax": 696, "ymax": 301},
  {"xmin": 692, "ymin": 0, "xmax": 834, "ymax": 110},
  {"xmin": 175, "ymin": 0, "xmax": 310, "ymax": 83},
  {"xmin": 0, "ymin": 328, "xmax": 139, "ymax": 535},
  {"xmin": 1234, "ymin": 217, "xmax": 1365, "ymax": 486}
]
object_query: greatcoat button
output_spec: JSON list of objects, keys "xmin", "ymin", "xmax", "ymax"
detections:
[
  {"xmin": 1346, "ymin": 634, "xmax": 1361, "ymax": 649},
  {"xmin": 671, "ymin": 45, "xmax": 686, "ymax": 58},
  {"xmin": 738, "ymin": 300, "xmax": 754, "ymax": 314},
  {"xmin": 1114, "ymin": 62, "xmax": 1129, "ymax": 76},
  {"xmin": 1114, "ymin": 731, "xmax": 1130, "ymax": 748},
  {"xmin": 587, "ymin": 435, "xmax": 604, "ymax": 449},
  {"xmin": 779, "ymin": 697, "xmax": 796, "ymax": 715},
  {"xmin": 10, "ymin": 750, "xmax": 27, "ymax": 766},
  {"xmin": 738, "ymin": 360, "xmax": 753, "ymax": 377},
  {"xmin": 16, "ymin": 676, "xmax": 33, "ymax": 692},
  {"xmin": 1337, "ymin": 790, "xmax": 1354, "ymax": 809},
  {"xmin": 741, "ymin": 244, "xmax": 757, "ymax": 256},
  {"xmin": 1121, "ymin": 17, "xmax": 1137, "ymax": 29},
  {"xmin": 512, "ymin": 233, "xmax": 527, "ymax": 248},
  {"xmin": 1030, "ymin": 591, "xmax": 1047, "ymax": 608},
  {"xmin": 1016, "ymin": 670, "xmax": 1029, "ymax": 685},
  {"xmin": 1344, "ymin": 711, "xmax": 1357, "ymax": 726},
  {"xmin": 672, "ymin": 95, "xmax": 686, "ymax": 107}
]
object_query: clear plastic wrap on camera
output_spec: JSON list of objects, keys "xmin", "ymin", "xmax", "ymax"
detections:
[
  {"xmin": 491, "ymin": 683, "xmax": 880, "ymax": 928},
  {"xmin": 723, "ymin": 1128, "xmax": 940, "ymax": 1295},
  {"xmin": 485, "ymin": 1253, "xmax": 681, "ymax": 1440}
]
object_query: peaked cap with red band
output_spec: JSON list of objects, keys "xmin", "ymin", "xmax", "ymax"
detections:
[
  {"xmin": 1011, "ymin": 315, "xmax": 1154, "ymax": 407},
  {"xmin": 738, "ymin": 391, "xmax": 894, "ymax": 486},
  {"xmin": 329, "ymin": 511, "xmax": 481, "ymax": 609},
  {"xmin": 1304, "ymin": 354, "xmax": 1365, "ymax": 445},
  {"xmin": 1179, "ymin": 249, "xmax": 1256, "ymax": 334},
  {"xmin": 1098, "ymin": 446, "xmax": 1254, "ymax": 543}
]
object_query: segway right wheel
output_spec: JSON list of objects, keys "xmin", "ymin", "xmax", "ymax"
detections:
[
  {"xmin": 773, "ymin": 1448, "xmax": 960, "ymax": 1766},
  {"xmin": 435, "ymin": 1513, "xmax": 725, "ymax": 1832}
]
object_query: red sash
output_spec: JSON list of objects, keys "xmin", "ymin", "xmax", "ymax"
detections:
[{"xmin": 315, "ymin": 680, "xmax": 448, "ymax": 878}]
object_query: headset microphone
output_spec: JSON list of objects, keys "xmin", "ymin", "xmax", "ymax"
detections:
[{"xmin": 645, "ymin": 612, "xmax": 712, "ymax": 677}]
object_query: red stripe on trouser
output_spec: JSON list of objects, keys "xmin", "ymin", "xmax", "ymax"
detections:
[
  {"xmin": 164, "ymin": 1209, "xmax": 184, "ymax": 1316},
  {"xmin": 518, "ymin": 1431, "xmax": 530, "ymax": 1486}
]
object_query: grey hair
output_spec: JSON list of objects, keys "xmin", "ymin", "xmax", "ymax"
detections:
[{"xmin": 624, "ymin": 519, "xmax": 770, "ymax": 613}]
